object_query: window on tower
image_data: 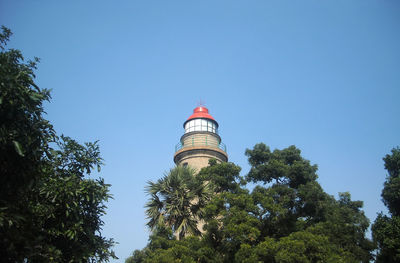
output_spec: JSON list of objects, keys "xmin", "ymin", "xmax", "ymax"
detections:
[{"xmin": 184, "ymin": 119, "xmax": 218, "ymax": 134}]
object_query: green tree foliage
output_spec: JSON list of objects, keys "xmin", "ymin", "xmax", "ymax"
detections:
[
  {"xmin": 128, "ymin": 143, "xmax": 373, "ymax": 262},
  {"xmin": 0, "ymin": 26, "xmax": 116, "ymax": 262},
  {"xmin": 145, "ymin": 166, "xmax": 213, "ymax": 240},
  {"xmin": 126, "ymin": 226, "xmax": 220, "ymax": 263},
  {"xmin": 372, "ymin": 147, "xmax": 400, "ymax": 262},
  {"xmin": 197, "ymin": 159, "xmax": 242, "ymax": 193},
  {"xmin": 245, "ymin": 144, "xmax": 318, "ymax": 188}
]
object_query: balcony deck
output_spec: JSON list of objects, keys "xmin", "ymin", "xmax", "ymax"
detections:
[{"xmin": 175, "ymin": 134, "xmax": 227, "ymax": 153}]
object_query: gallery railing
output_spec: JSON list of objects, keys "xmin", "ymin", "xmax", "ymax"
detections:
[{"xmin": 175, "ymin": 135, "xmax": 226, "ymax": 153}]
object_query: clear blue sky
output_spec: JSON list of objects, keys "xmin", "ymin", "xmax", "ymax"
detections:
[{"xmin": 1, "ymin": 0, "xmax": 399, "ymax": 261}]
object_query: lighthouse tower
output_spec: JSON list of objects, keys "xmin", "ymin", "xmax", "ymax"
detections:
[{"xmin": 174, "ymin": 106, "xmax": 228, "ymax": 171}]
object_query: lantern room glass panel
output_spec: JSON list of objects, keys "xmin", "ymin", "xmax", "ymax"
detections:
[{"xmin": 184, "ymin": 119, "xmax": 218, "ymax": 134}]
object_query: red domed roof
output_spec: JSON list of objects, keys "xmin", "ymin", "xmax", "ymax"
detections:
[{"xmin": 187, "ymin": 106, "xmax": 215, "ymax": 121}]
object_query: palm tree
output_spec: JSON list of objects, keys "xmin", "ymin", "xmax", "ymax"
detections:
[{"xmin": 145, "ymin": 166, "xmax": 212, "ymax": 240}]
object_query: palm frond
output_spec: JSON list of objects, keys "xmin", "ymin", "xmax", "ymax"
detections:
[{"xmin": 145, "ymin": 165, "xmax": 211, "ymax": 238}]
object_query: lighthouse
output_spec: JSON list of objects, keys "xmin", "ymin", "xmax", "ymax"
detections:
[{"xmin": 174, "ymin": 106, "xmax": 228, "ymax": 171}]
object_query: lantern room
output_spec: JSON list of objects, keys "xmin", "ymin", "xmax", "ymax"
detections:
[
  {"xmin": 183, "ymin": 106, "xmax": 219, "ymax": 134},
  {"xmin": 174, "ymin": 106, "xmax": 228, "ymax": 170}
]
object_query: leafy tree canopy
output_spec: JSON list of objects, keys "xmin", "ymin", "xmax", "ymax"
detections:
[
  {"xmin": 372, "ymin": 147, "xmax": 400, "ymax": 263},
  {"xmin": 0, "ymin": 26, "xmax": 116, "ymax": 262},
  {"xmin": 245, "ymin": 144, "xmax": 318, "ymax": 188},
  {"xmin": 128, "ymin": 143, "xmax": 373, "ymax": 262}
]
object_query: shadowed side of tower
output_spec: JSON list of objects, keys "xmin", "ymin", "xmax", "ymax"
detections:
[{"xmin": 174, "ymin": 106, "xmax": 228, "ymax": 171}]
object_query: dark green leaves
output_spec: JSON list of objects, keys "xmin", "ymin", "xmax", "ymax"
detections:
[
  {"xmin": 133, "ymin": 144, "xmax": 373, "ymax": 263},
  {"xmin": 0, "ymin": 26, "xmax": 116, "ymax": 262},
  {"xmin": 372, "ymin": 214, "xmax": 400, "ymax": 263},
  {"xmin": 245, "ymin": 144, "xmax": 318, "ymax": 188},
  {"xmin": 145, "ymin": 166, "xmax": 213, "ymax": 240},
  {"xmin": 0, "ymin": 26, "xmax": 11, "ymax": 50},
  {"xmin": 381, "ymin": 147, "xmax": 400, "ymax": 217},
  {"xmin": 198, "ymin": 160, "xmax": 242, "ymax": 193},
  {"xmin": 384, "ymin": 147, "xmax": 400, "ymax": 178},
  {"xmin": 372, "ymin": 147, "xmax": 400, "ymax": 262}
]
